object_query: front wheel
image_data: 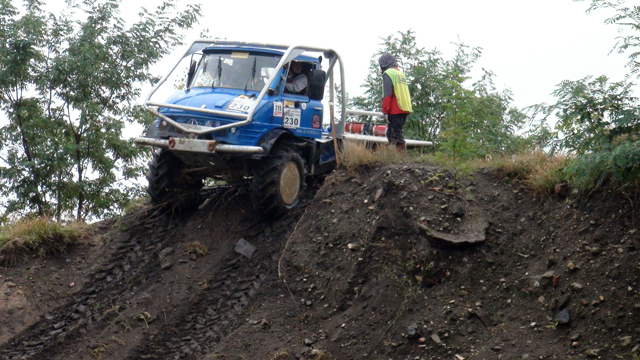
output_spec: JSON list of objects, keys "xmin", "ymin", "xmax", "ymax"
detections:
[
  {"xmin": 251, "ymin": 146, "xmax": 305, "ymax": 219},
  {"xmin": 146, "ymin": 149, "xmax": 203, "ymax": 210}
]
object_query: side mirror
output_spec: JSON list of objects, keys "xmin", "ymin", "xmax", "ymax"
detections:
[
  {"xmin": 186, "ymin": 60, "xmax": 197, "ymax": 89},
  {"xmin": 308, "ymin": 69, "xmax": 326, "ymax": 101}
]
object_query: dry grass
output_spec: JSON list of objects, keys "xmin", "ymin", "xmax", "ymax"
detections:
[
  {"xmin": 0, "ymin": 217, "xmax": 91, "ymax": 266},
  {"xmin": 340, "ymin": 139, "xmax": 416, "ymax": 168},
  {"xmin": 483, "ymin": 150, "xmax": 567, "ymax": 193}
]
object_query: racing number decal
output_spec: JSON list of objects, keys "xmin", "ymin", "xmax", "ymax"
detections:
[
  {"xmin": 273, "ymin": 102, "xmax": 283, "ymax": 117},
  {"xmin": 283, "ymin": 108, "xmax": 301, "ymax": 129},
  {"xmin": 226, "ymin": 97, "xmax": 255, "ymax": 113}
]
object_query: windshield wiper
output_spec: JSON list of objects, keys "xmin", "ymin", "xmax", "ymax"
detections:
[
  {"xmin": 213, "ymin": 56, "xmax": 222, "ymax": 89},
  {"xmin": 244, "ymin": 57, "xmax": 257, "ymax": 92}
]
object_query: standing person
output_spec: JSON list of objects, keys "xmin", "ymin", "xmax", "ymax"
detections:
[{"xmin": 378, "ymin": 53, "xmax": 412, "ymax": 152}]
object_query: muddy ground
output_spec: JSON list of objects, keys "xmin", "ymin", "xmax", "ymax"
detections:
[{"xmin": 0, "ymin": 164, "xmax": 639, "ymax": 360}]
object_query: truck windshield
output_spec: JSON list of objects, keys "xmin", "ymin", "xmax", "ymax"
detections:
[{"xmin": 190, "ymin": 52, "xmax": 281, "ymax": 91}]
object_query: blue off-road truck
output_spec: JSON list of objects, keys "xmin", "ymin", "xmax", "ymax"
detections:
[{"xmin": 135, "ymin": 40, "xmax": 431, "ymax": 217}]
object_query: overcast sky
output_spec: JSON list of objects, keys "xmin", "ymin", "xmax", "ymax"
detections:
[{"xmin": 133, "ymin": 0, "xmax": 633, "ymax": 112}]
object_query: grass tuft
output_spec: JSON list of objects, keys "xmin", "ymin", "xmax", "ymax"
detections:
[
  {"xmin": 0, "ymin": 217, "xmax": 90, "ymax": 266},
  {"xmin": 482, "ymin": 150, "xmax": 567, "ymax": 193},
  {"xmin": 185, "ymin": 241, "xmax": 209, "ymax": 256}
]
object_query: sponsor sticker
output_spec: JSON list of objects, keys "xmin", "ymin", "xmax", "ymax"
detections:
[
  {"xmin": 301, "ymin": 103, "xmax": 307, "ymax": 110},
  {"xmin": 273, "ymin": 102, "xmax": 283, "ymax": 117},
  {"xmin": 231, "ymin": 52, "xmax": 249, "ymax": 59},
  {"xmin": 284, "ymin": 100, "xmax": 295, "ymax": 108},
  {"xmin": 312, "ymin": 114, "xmax": 321, "ymax": 129},
  {"xmin": 283, "ymin": 108, "xmax": 301, "ymax": 129}
]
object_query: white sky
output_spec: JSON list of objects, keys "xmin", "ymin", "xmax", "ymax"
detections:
[
  {"xmin": 0, "ymin": 0, "xmax": 633, "ymax": 122},
  {"xmin": 135, "ymin": 0, "xmax": 633, "ymax": 112}
]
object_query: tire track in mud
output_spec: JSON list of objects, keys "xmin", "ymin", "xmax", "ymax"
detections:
[
  {"xmin": 0, "ymin": 200, "xmax": 303, "ymax": 360},
  {"xmin": 0, "ymin": 216, "xmax": 176, "ymax": 360},
  {"xmin": 127, "ymin": 215, "xmax": 299, "ymax": 360}
]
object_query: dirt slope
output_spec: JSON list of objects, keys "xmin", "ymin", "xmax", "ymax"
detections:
[{"xmin": 1, "ymin": 164, "xmax": 639, "ymax": 360}]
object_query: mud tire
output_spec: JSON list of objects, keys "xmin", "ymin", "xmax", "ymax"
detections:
[
  {"xmin": 146, "ymin": 149, "xmax": 203, "ymax": 210},
  {"xmin": 251, "ymin": 146, "xmax": 305, "ymax": 219}
]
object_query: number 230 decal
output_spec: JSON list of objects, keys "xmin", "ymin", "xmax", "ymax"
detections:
[{"xmin": 283, "ymin": 108, "xmax": 301, "ymax": 129}]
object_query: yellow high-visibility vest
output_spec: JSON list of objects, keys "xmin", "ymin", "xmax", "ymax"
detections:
[{"xmin": 384, "ymin": 68, "xmax": 413, "ymax": 113}]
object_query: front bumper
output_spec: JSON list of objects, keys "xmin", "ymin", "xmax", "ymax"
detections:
[{"xmin": 134, "ymin": 137, "xmax": 264, "ymax": 155}]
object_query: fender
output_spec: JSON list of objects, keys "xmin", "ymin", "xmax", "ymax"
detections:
[{"xmin": 255, "ymin": 128, "xmax": 311, "ymax": 156}]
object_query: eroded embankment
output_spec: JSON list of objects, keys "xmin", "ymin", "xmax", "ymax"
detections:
[{"xmin": 1, "ymin": 165, "xmax": 639, "ymax": 360}]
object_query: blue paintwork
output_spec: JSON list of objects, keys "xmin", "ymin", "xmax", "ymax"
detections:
[{"xmin": 159, "ymin": 47, "xmax": 324, "ymax": 147}]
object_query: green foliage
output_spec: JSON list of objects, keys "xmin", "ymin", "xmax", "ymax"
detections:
[
  {"xmin": 0, "ymin": 0, "xmax": 201, "ymax": 220},
  {"xmin": 350, "ymin": 30, "xmax": 528, "ymax": 156},
  {"xmin": 530, "ymin": 73, "xmax": 640, "ymax": 190},
  {"xmin": 581, "ymin": 0, "xmax": 640, "ymax": 76}
]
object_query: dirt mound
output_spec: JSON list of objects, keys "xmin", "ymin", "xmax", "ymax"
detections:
[{"xmin": 1, "ymin": 165, "xmax": 639, "ymax": 359}]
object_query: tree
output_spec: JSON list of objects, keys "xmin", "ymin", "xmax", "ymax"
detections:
[
  {"xmin": 0, "ymin": 0, "xmax": 202, "ymax": 221},
  {"xmin": 581, "ymin": 0, "xmax": 640, "ymax": 76}
]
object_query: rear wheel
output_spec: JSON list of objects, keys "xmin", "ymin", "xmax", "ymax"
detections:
[
  {"xmin": 251, "ymin": 146, "xmax": 305, "ymax": 219},
  {"xmin": 146, "ymin": 149, "xmax": 203, "ymax": 209}
]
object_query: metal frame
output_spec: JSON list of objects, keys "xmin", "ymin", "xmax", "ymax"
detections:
[{"xmin": 144, "ymin": 39, "xmax": 347, "ymax": 136}]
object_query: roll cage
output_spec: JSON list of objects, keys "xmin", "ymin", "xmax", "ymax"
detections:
[{"xmin": 145, "ymin": 40, "xmax": 354, "ymax": 137}]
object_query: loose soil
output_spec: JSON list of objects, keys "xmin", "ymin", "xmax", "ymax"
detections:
[{"xmin": 1, "ymin": 164, "xmax": 639, "ymax": 360}]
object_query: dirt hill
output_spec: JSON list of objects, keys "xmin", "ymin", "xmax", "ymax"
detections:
[{"xmin": 1, "ymin": 164, "xmax": 639, "ymax": 360}]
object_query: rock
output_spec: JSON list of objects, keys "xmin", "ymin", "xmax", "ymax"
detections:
[
  {"xmin": 417, "ymin": 211, "xmax": 489, "ymax": 247},
  {"xmin": 347, "ymin": 243, "xmax": 358, "ymax": 250},
  {"xmin": 620, "ymin": 336, "xmax": 632, "ymax": 347},
  {"xmin": 158, "ymin": 247, "xmax": 174, "ymax": 259},
  {"xmin": 555, "ymin": 309, "xmax": 570, "ymax": 324},
  {"xmin": 234, "ymin": 238, "xmax": 256, "ymax": 259},
  {"xmin": 571, "ymin": 282, "xmax": 583, "ymax": 291},
  {"xmin": 547, "ymin": 256, "xmax": 558, "ymax": 267},
  {"xmin": 570, "ymin": 333, "xmax": 580, "ymax": 341},
  {"xmin": 303, "ymin": 338, "xmax": 315, "ymax": 346},
  {"xmin": 632, "ymin": 344, "xmax": 639, "ymax": 353},
  {"xmin": 374, "ymin": 188, "xmax": 384, "ymax": 202},
  {"xmin": 585, "ymin": 349, "xmax": 600, "ymax": 357},
  {"xmin": 592, "ymin": 230, "xmax": 605, "ymax": 243},
  {"xmin": 430, "ymin": 334, "xmax": 442, "ymax": 344},
  {"xmin": 406, "ymin": 323, "xmax": 420, "ymax": 340},
  {"xmin": 7, "ymin": 282, "xmax": 16, "ymax": 288},
  {"xmin": 161, "ymin": 262, "xmax": 173, "ymax": 270},
  {"xmin": 567, "ymin": 261, "xmax": 577, "ymax": 271},
  {"xmin": 558, "ymin": 294, "xmax": 571, "ymax": 309}
]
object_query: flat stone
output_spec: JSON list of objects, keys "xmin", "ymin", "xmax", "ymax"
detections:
[
  {"xmin": 161, "ymin": 262, "xmax": 173, "ymax": 270},
  {"xmin": 431, "ymin": 334, "xmax": 442, "ymax": 344},
  {"xmin": 234, "ymin": 238, "xmax": 256, "ymax": 259}
]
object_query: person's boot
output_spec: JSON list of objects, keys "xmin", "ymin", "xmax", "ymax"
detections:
[{"xmin": 396, "ymin": 143, "xmax": 407, "ymax": 153}]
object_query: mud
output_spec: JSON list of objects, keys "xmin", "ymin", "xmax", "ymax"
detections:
[{"xmin": 1, "ymin": 164, "xmax": 639, "ymax": 359}]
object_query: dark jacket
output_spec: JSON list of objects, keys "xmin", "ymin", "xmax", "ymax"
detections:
[{"xmin": 378, "ymin": 53, "xmax": 410, "ymax": 115}]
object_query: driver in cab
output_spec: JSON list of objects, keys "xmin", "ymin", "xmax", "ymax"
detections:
[{"xmin": 284, "ymin": 61, "xmax": 307, "ymax": 95}]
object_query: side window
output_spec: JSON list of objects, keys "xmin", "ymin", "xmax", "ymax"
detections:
[{"xmin": 284, "ymin": 61, "xmax": 312, "ymax": 96}]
